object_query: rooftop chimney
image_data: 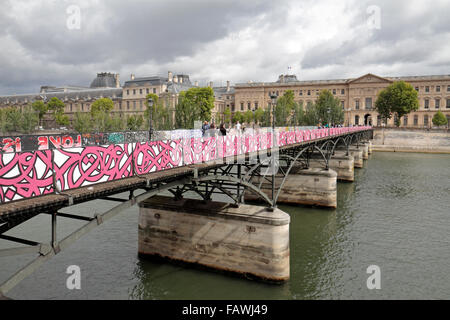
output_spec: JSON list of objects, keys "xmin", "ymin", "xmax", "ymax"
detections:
[
  {"xmin": 168, "ymin": 71, "xmax": 173, "ymax": 82},
  {"xmin": 226, "ymin": 81, "xmax": 230, "ymax": 92},
  {"xmin": 209, "ymin": 81, "xmax": 213, "ymax": 88},
  {"xmin": 194, "ymin": 81, "xmax": 199, "ymax": 87},
  {"xmin": 173, "ymin": 75, "xmax": 178, "ymax": 83},
  {"xmin": 115, "ymin": 74, "xmax": 120, "ymax": 88},
  {"xmin": 179, "ymin": 76, "xmax": 183, "ymax": 84},
  {"xmin": 131, "ymin": 74, "xmax": 135, "ymax": 80}
]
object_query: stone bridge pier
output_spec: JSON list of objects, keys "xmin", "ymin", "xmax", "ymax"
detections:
[
  {"xmin": 138, "ymin": 196, "xmax": 290, "ymax": 282},
  {"xmin": 244, "ymin": 168, "xmax": 338, "ymax": 208}
]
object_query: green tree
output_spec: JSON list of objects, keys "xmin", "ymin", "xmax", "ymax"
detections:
[
  {"xmin": 375, "ymin": 81, "xmax": 419, "ymax": 127},
  {"xmin": 91, "ymin": 98, "xmax": 115, "ymax": 132},
  {"xmin": 223, "ymin": 107, "xmax": 232, "ymax": 125},
  {"xmin": 274, "ymin": 90, "xmax": 298, "ymax": 126},
  {"xmin": 32, "ymin": 100, "xmax": 48, "ymax": 126},
  {"xmin": 47, "ymin": 97, "xmax": 67, "ymax": 126},
  {"xmin": 432, "ymin": 111, "xmax": 448, "ymax": 127},
  {"xmin": 292, "ymin": 101, "xmax": 305, "ymax": 126},
  {"xmin": 21, "ymin": 105, "xmax": 39, "ymax": 134},
  {"xmin": 254, "ymin": 108, "xmax": 265, "ymax": 125},
  {"xmin": 73, "ymin": 112, "xmax": 93, "ymax": 133},
  {"xmin": 0, "ymin": 108, "xmax": 7, "ymax": 134},
  {"xmin": 145, "ymin": 94, "xmax": 173, "ymax": 130},
  {"xmin": 175, "ymin": 92, "xmax": 202, "ymax": 129},
  {"xmin": 183, "ymin": 87, "xmax": 215, "ymax": 122},
  {"xmin": 232, "ymin": 111, "xmax": 244, "ymax": 124},
  {"xmin": 304, "ymin": 102, "xmax": 319, "ymax": 126},
  {"xmin": 244, "ymin": 110, "xmax": 254, "ymax": 124},
  {"xmin": 5, "ymin": 107, "xmax": 22, "ymax": 133},
  {"xmin": 127, "ymin": 115, "xmax": 144, "ymax": 131},
  {"xmin": 108, "ymin": 114, "xmax": 126, "ymax": 131},
  {"xmin": 313, "ymin": 90, "xmax": 344, "ymax": 126}
]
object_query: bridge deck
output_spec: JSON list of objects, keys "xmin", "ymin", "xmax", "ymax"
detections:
[{"xmin": 0, "ymin": 131, "xmax": 370, "ymax": 224}]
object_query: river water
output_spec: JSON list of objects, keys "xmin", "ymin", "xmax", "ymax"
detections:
[{"xmin": 1, "ymin": 152, "xmax": 449, "ymax": 300}]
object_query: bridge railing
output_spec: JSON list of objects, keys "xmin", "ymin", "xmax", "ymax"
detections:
[{"xmin": 0, "ymin": 126, "xmax": 371, "ymax": 204}]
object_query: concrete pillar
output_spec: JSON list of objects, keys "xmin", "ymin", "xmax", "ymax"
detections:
[
  {"xmin": 367, "ymin": 141, "xmax": 373, "ymax": 154},
  {"xmin": 349, "ymin": 147, "xmax": 364, "ymax": 168},
  {"xmin": 245, "ymin": 168, "xmax": 337, "ymax": 208},
  {"xmin": 138, "ymin": 196, "xmax": 290, "ymax": 282},
  {"xmin": 360, "ymin": 143, "xmax": 369, "ymax": 160},
  {"xmin": 309, "ymin": 153, "xmax": 354, "ymax": 182}
]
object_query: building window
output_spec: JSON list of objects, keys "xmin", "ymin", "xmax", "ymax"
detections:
[
  {"xmin": 447, "ymin": 99, "xmax": 450, "ymax": 108},
  {"xmin": 133, "ymin": 101, "xmax": 136, "ymax": 110},
  {"xmin": 415, "ymin": 87, "xmax": 419, "ymax": 92},
  {"xmin": 377, "ymin": 115, "xmax": 381, "ymax": 126},
  {"xmin": 146, "ymin": 88, "xmax": 149, "ymax": 94},
  {"xmin": 365, "ymin": 97, "xmax": 372, "ymax": 110},
  {"xmin": 140, "ymin": 101, "xmax": 143, "ymax": 110},
  {"xmin": 341, "ymin": 89, "xmax": 345, "ymax": 95},
  {"xmin": 424, "ymin": 99, "xmax": 429, "ymax": 109},
  {"xmin": 436, "ymin": 86, "xmax": 440, "ymax": 92},
  {"xmin": 435, "ymin": 99, "xmax": 440, "ymax": 109},
  {"xmin": 153, "ymin": 88, "xmax": 156, "ymax": 94},
  {"xmin": 424, "ymin": 115, "xmax": 429, "ymax": 127},
  {"xmin": 127, "ymin": 90, "xmax": 129, "ymax": 95},
  {"xmin": 133, "ymin": 89, "xmax": 136, "ymax": 95},
  {"xmin": 299, "ymin": 90, "xmax": 303, "ymax": 96},
  {"xmin": 447, "ymin": 85, "xmax": 450, "ymax": 92},
  {"xmin": 70, "ymin": 104, "xmax": 72, "ymax": 112},
  {"xmin": 355, "ymin": 115, "xmax": 360, "ymax": 125},
  {"xmin": 81, "ymin": 103, "xmax": 84, "ymax": 111},
  {"xmin": 247, "ymin": 102, "xmax": 251, "ymax": 110},
  {"xmin": 127, "ymin": 101, "xmax": 130, "ymax": 110},
  {"xmin": 139, "ymin": 89, "xmax": 143, "ymax": 94},
  {"xmin": 255, "ymin": 102, "xmax": 258, "ymax": 109},
  {"xmin": 333, "ymin": 89, "xmax": 336, "ymax": 95},
  {"xmin": 425, "ymin": 86, "xmax": 429, "ymax": 93},
  {"xmin": 240, "ymin": 103, "xmax": 244, "ymax": 111},
  {"xmin": 355, "ymin": 100, "xmax": 360, "ymax": 110},
  {"xmin": 403, "ymin": 116, "xmax": 408, "ymax": 126},
  {"xmin": 307, "ymin": 90, "xmax": 311, "ymax": 96},
  {"xmin": 414, "ymin": 115, "xmax": 418, "ymax": 126},
  {"xmin": 341, "ymin": 101, "xmax": 345, "ymax": 109}
]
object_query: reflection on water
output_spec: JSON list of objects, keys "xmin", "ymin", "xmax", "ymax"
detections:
[{"xmin": 1, "ymin": 152, "xmax": 450, "ymax": 300}]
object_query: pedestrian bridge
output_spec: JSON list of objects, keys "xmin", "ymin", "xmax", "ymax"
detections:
[{"xmin": 0, "ymin": 126, "xmax": 372, "ymax": 296}]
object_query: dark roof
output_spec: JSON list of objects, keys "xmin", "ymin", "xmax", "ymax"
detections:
[
  {"xmin": 165, "ymin": 82, "xmax": 195, "ymax": 94},
  {"xmin": 90, "ymin": 72, "xmax": 118, "ymax": 88},
  {"xmin": 0, "ymin": 88, "xmax": 123, "ymax": 104},
  {"xmin": 123, "ymin": 76, "xmax": 168, "ymax": 87}
]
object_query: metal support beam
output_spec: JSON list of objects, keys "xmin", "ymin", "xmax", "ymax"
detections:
[{"xmin": 0, "ymin": 178, "xmax": 191, "ymax": 296}]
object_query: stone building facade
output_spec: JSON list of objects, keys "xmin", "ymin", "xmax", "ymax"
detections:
[{"xmin": 234, "ymin": 73, "xmax": 450, "ymax": 128}]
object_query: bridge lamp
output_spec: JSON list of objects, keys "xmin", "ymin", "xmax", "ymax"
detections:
[
  {"xmin": 148, "ymin": 98, "xmax": 154, "ymax": 140},
  {"xmin": 269, "ymin": 94, "xmax": 278, "ymax": 129}
]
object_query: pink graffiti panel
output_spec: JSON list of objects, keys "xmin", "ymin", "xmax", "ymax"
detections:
[
  {"xmin": 183, "ymin": 138, "xmax": 203, "ymax": 165},
  {"xmin": 53, "ymin": 144, "xmax": 134, "ymax": 191},
  {"xmin": 134, "ymin": 140, "xmax": 182, "ymax": 175},
  {"xmin": 201, "ymin": 137, "xmax": 218, "ymax": 162},
  {"xmin": 0, "ymin": 150, "xmax": 54, "ymax": 202}
]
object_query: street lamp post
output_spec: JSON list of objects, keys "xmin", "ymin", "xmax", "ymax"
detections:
[
  {"xmin": 269, "ymin": 93, "xmax": 278, "ymax": 210},
  {"xmin": 148, "ymin": 98, "xmax": 154, "ymax": 141},
  {"xmin": 327, "ymin": 107, "xmax": 331, "ymax": 135}
]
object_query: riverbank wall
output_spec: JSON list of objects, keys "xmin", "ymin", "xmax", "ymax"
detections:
[{"xmin": 372, "ymin": 128, "xmax": 450, "ymax": 154}]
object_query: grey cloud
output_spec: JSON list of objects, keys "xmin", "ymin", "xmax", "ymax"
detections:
[{"xmin": 301, "ymin": 0, "xmax": 450, "ymax": 74}]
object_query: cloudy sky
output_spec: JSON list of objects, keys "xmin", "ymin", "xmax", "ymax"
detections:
[{"xmin": 1, "ymin": 0, "xmax": 450, "ymax": 95}]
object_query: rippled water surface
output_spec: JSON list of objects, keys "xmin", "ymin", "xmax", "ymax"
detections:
[{"xmin": 1, "ymin": 152, "xmax": 449, "ymax": 299}]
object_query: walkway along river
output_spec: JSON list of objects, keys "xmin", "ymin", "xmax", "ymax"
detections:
[{"xmin": 0, "ymin": 152, "xmax": 449, "ymax": 299}]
